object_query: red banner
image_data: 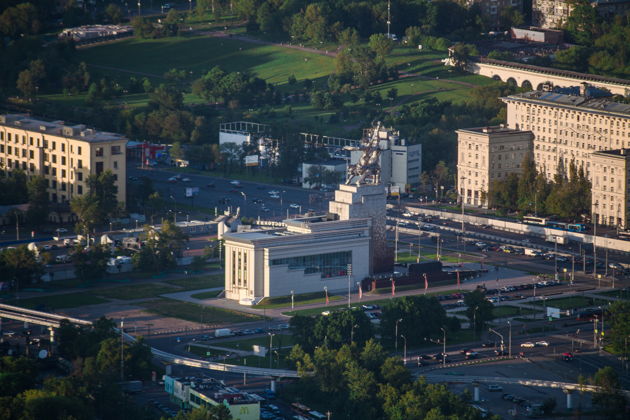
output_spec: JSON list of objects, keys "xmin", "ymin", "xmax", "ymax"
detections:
[
  {"xmin": 391, "ymin": 279, "xmax": 396, "ymax": 296},
  {"xmin": 358, "ymin": 285, "xmax": 363, "ymax": 300},
  {"xmin": 424, "ymin": 273, "xmax": 428, "ymax": 291}
]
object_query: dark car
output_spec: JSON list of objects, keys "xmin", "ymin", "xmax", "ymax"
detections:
[{"xmin": 481, "ymin": 342, "xmax": 495, "ymax": 348}]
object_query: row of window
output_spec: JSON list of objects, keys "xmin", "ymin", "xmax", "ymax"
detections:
[
  {"xmin": 271, "ymin": 251, "xmax": 352, "ymax": 279},
  {"xmin": 516, "ymin": 103, "xmax": 628, "ymax": 129}
]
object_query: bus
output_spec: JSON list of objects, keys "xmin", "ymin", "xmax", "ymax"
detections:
[
  {"xmin": 567, "ymin": 223, "xmax": 586, "ymax": 232},
  {"xmin": 523, "ymin": 216, "xmax": 547, "ymax": 226},
  {"xmin": 547, "ymin": 221, "xmax": 568, "ymax": 230}
]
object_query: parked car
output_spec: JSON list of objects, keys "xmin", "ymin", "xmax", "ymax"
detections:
[
  {"xmin": 535, "ymin": 340, "xmax": 549, "ymax": 347},
  {"xmin": 520, "ymin": 342, "xmax": 535, "ymax": 348},
  {"xmin": 487, "ymin": 384, "xmax": 503, "ymax": 392}
]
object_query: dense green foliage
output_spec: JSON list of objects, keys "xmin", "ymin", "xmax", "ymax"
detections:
[
  {"xmin": 489, "ymin": 154, "xmax": 591, "ymax": 220},
  {"xmin": 287, "ymin": 340, "xmax": 495, "ymax": 419},
  {"xmin": 70, "ymin": 170, "xmax": 121, "ymax": 235},
  {"xmin": 0, "ymin": 245, "xmax": 43, "ymax": 291},
  {"xmin": 464, "ymin": 288, "xmax": 494, "ymax": 332},
  {"xmin": 0, "ymin": 317, "xmax": 154, "ymax": 420},
  {"xmin": 290, "ymin": 310, "xmax": 373, "ymax": 353},
  {"xmin": 133, "ymin": 219, "xmax": 189, "ymax": 272},
  {"xmin": 607, "ymin": 301, "xmax": 630, "ymax": 355}
]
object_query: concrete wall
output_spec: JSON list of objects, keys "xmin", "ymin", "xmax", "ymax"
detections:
[{"xmin": 405, "ymin": 205, "xmax": 630, "ymax": 255}]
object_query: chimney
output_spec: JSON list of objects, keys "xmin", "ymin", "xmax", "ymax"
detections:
[{"xmin": 579, "ymin": 82, "xmax": 589, "ymax": 97}]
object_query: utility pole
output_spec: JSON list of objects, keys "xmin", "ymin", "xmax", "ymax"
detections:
[
  {"xmin": 347, "ymin": 264, "xmax": 353, "ymax": 308},
  {"xmin": 571, "ymin": 255, "xmax": 575, "ymax": 286},
  {"xmin": 593, "ymin": 207, "xmax": 598, "ymax": 280},
  {"xmin": 460, "ymin": 176, "xmax": 466, "ymax": 235},
  {"xmin": 120, "ymin": 318, "xmax": 125, "ymax": 381},
  {"xmin": 440, "ymin": 327, "xmax": 446, "ymax": 368},
  {"xmin": 394, "ymin": 221, "xmax": 399, "ymax": 263},
  {"xmin": 508, "ymin": 321, "xmax": 512, "ymax": 358},
  {"xmin": 395, "ymin": 318, "xmax": 402, "ymax": 352},
  {"xmin": 386, "ymin": 0, "xmax": 391, "ymax": 38}
]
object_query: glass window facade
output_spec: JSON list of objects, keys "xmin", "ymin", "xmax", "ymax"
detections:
[{"xmin": 272, "ymin": 251, "xmax": 351, "ymax": 278}]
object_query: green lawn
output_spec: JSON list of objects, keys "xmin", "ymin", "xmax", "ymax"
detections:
[
  {"xmin": 139, "ymin": 298, "xmax": 263, "ymax": 324},
  {"xmin": 190, "ymin": 290, "xmax": 223, "ymax": 299},
  {"xmin": 492, "ymin": 306, "xmax": 541, "ymax": 318},
  {"xmin": 212, "ymin": 334, "xmax": 294, "ymax": 351},
  {"xmin": 166, "ymin": 275, "xmax": 224, "ymax": 290},
  {"xmin": 395, "ymin": 251, "xmax": 474, "ymax": 264},
  {"xmin": 11, "ymin": 293, "xmax": 109, "ymax": 310},
  {"xmin": 597, "ymin": 289, "xmax": 630, "ymax": 300},
  {"xmin": 530, "ymin": 296, "xmax": 609, "ymax": 310},
  {"xmin": 187, "ymin": 344, "xmax": 231, "ymax": 358},
  {"xmin": 78, "ymin": 35, "xmax": 335, "ymax": 85},
  {"xmin": 96, "ymin": 283, "xmax": 179, "ymax": 300},
  {"xmin": 256, "ymin": 291, "xmax": 343, "ymax": 309}
]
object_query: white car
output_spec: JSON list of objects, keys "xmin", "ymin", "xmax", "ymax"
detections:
[
  {"xmin": 41, "ymin": 244, "xmax": 54, "ymax": 251},
  {"xmin": 402, "ymin": 212, "xmax": 412, "ymax": 217},
  {"xmin": 230, "ymin": 180, "xmax": 240, "ymax": 185},
  {"xmin": 56, "ymin": 228, "xmax": 68, "ymax": 233},
  {"xmin": 535, "ymin": 340, "xmax": 549, "ymax": 347},
  {"xmin": 182, "ymin": 177, "xmax": 191, "ymax": 182},
  {"xmin": 289, "ymin": 203, "xmax": 300, "ymax": 209},
  {"xmin": 270, "ymin": 194, "xmax": 280, "ymax": 199},
  {"xmin": 520, "ymin": 342, "xmax": 535, "ymax": 348},
  {"xmin": 268, "ymin": 190, "xmax": 279, "ymax": 195}
]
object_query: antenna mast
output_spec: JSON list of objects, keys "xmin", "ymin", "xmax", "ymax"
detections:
[{"xmin": 387, "ymin": 0, "xmax": 391, "ymax": 38}]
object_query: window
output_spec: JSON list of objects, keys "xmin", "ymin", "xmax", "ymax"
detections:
[
  {"xmin": 29, "ymin": 150, "xmax": 33, "ymax": 159},
  {"xmin": 29, "ymin": 137, "xmax": 33, "ymax": 146},
  {"xmin": 29, "ymin": 163, "xmax": 34, "ymax": 172},
  {"xmin": 96, "ymin": 161, "xmax": 104, "ymax": 174},
  {"xmin": 77, "ymin": 146, "xmax": 82, "ymax": 154},
  {"xmin": 95, "ymin": 147, "xmax": 104, "ymax": 157},
  {"xmin": 61, "ymin": 156, "xmax": 66, "ymax": 165},
  {"xmin": 51, "ymin": 180, "xmax": 57, "ymax": 188},
  {"xmin": 77, "ymin": 171, "xmax": 83, "ymax": 181},
  {"xmin": 7, "ymin": 146, "xmax": 11, "ymax": 155},
  {"xmin": 77, "ymin": 185, "xmax": 83, "ymax": 194},
  {"xmin": 52, "ymin": 155, "xmax": 56, "ymax": 163},
  {"xmin": 111, "ymin": 145, "xmax": 122, "ymax": 155},
  {"xmin": 77, "ymin": 159, "xmax": 82, "ymax": 169},
  {"xmin": 61, "ymin": 182, "xmax": 66, "ymax": 191},
  {"xmin": 61, "ymin": 143, "xmax": 65, "ymax": 152},
  {"xmin": 271, "ymin": 251, "xmax": 352, "ymax": 279},
  {"xmin": 52, "ymin": 141, "xmax": 56, "ymax": 150},
  {"xmin": 44, "ymin": 166, "xmax": 49, "ymax": 175},
  {"xmin": 113, "ymin": 161, "xmax": 118, "ymax": 169},
  {"xmin": 0, "ymin": 145, "xmax": 3, "ymax": 153},
  {"xmin": 21, "ymin": 149, "xmax": 26, "ymax": 157},
  {"xmin": 62, "ymin": 169, "xmax": 66, "ymax": 178},
  {"xmin": 52, "ymin": 167, "xmax": 56, "ymax": 176}
]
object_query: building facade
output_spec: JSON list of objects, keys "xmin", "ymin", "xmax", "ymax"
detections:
[
  {"xmin": 533, "ymin": 0, "xmax": 630, "ymax": 29},
  {"xmin": 0, "ymin": 114, "xmax": 127, "ymax": 209},
  {"xmin": 502, "ymin": 88, "xmax": 630, "ymax": 181},
  {"xmin": 223, "ymin": 216, "xmax": 372, "ymax": 303},
  {"xmin": 456, "ymin": 126, "xmax": 534, "ymax": 207},
  {"xmin": 466, "ymin": 0, "xmax": 524, "ymax": 29},
  {"xmin": 591, "ymin": 149, "xmax": 630, "ymax": 228}
]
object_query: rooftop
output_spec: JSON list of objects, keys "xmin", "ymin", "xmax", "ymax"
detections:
[
  {"xmin": 169, "ymin": 376, "xmax": 257, "ymax": 405},
  {"xmin": 0, "ymin": 114, "xmax": 128, "ymax": 143},
  {"xmin": 457, "ymin": 125, "xmax": 533, "ymax": 135},
  {"xmin": 504, "ymin": 91, "xmax": 630, "ymax": 116}
]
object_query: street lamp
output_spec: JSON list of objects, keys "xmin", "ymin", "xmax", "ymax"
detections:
[
  {"xmin": 401, "ymin": 334, "xmax": 407, "ymax": 364},
  {"xmin": 350, "ymin": 324, "xmax": 358, "ymax": 344},
  {"xmin": 324, "ymin": 286, "xmax": 328, "ymax": 306},
  {"xmin": 563, "ymin": 267, "xmax": 568, "ymax": 284},
  {"xmin": 268, "ymin": 333, "xmax": 275, "ymax": 368},
  {"xmin": 593, "ymin": 202, "xmax": 599, "ymax": 280},
  {"xmin": 473, "ymin": 306, "xmax": 479, "ymax": 339},
  {"xmin": 347, "ymin": 264, "xmax": 353, "ymax": 308},
  {"xmin": 460, "ymin": 176, "xmax": 466, "ymax": 235},
  {"xmin": 290, "ymin": 290, "xmax": 294, "ymax": 310},
  {"xmin": 440, "ymin": 327, "xmax": 446, "ymax": 368},
  {"xmin": 507, "ymin": 321, "xmax": 512, "ymax": 358},
  {"xmin": 395, "ymin": 318, "xmax": 403, "ymax": 352}
]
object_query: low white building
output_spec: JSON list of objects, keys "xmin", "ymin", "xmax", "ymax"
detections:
[{"xmin": 223, "ymin": 216, "xmax": 372, "ymax": 303}]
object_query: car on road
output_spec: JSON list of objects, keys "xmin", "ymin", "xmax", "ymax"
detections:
[
  {"xmin": 261, "ymin": 207, "xmax": 270, "ymax": 212},
  {"xmin": 230, "ymin": 180, "xmax": 240, "ymax": 185},
  {"xmin": 181, "ymin": 177, "xmax": 191, "ymax": 182},
  {"xmin": 41, "ymin": 244, "xmax": 56, "ymax": 251},
  {"xmin": 402, "ymin": 212, "xmax": 412, "ymax": 217},
  {"xmin": 268, "ymin": 190, "xmax": 279, "ymax": 195},
  {"xmin": 289, "ymin": 203, "xmax": 300, "ymax": 209},
  {"xmin": 167, "ymin": 176, "xmax": 178, "ymax": 183},
  {"xmin": 465, "ymin": 351, "xmax": 479, "ymax": 359},
  {"xmin": 535, "ymin": 340, "xmax": 549, "ymax": 347},
  {"xmin": 3, "ymin": 331, "xmax": 15, "ymax": 337},
  {"xmin": 481, "ymin": 342, "xmax": 495, "ymax": 348},
  {"xmin": 487, "ymin": 384, "xmax": 503, "ymax": 392},
  {"xmin": 520, "ymin": 342, "xmax": 535, "ymax": 348},
  {"xmin": 562, "ymin": 352, "xmax": 574, "ymax": 361},
  {"xmin": 362, "ymin": 304, "xmax": 379, "ymax": 310}
]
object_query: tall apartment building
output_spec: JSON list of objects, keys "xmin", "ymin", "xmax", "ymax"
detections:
[
  {"xmin": 498, "ymin": 87, "xmax": 630, "ymax": 228},
  {"xmin": 533, "ymin": 0, "xmax": 630, "ymax": 29},
  {"xmin": 466, "ymin": 0, "xmax": 524, "ymax": 28},
  {"xmin": 0, "ymin": 114, "xmax": 127, "ymax": 213},
  {"xmin": 456, "ymin": 126, "xmax": 534, "ymax": 207},
  {"xmin": 591, "ymin": 149, "xmax": 630, "ymax": 227}
]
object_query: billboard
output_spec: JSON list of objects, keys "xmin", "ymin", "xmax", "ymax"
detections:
[
  {"xmin": 185, "ymin": 187, "xmax": 199, "ymax": 198},
  {"xmin": 245, "ymin": 155, "xmax": 259, "ymax": 167},
  {"xmin": 547, "ymin": 306, "xmax": 561, "ymax": 319}
]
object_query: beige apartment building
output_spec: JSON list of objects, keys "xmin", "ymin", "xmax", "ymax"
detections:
[
  {"xmin": 533, "ymin": 0, "xmax": 630, "ymax": 29},
  {"xmin": 591, "ymin": 149, "xmax": 630, "ymax": 228},
  {"xmin": 464, "ymin": 0, "xmax": 524, "ymax": 29},
  {"xmin": 456, "ymin": 126, "xmax": 534, "ymax": 207},
  {"xmin": 502, "ymin": 89, "xmax": 630, "ymax": 181},
  {"xmin": 0, "ymin": 114, "xmax": 127, "ymax": 220}
]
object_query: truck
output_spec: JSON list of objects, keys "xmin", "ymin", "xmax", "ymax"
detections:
[
  {"xmin": 545, "ymin": 235, "xmax": 567, "ymax": 245},
  {"xmin": 214, "ymin": 328, "xmax": 232, "ymax": 338}
]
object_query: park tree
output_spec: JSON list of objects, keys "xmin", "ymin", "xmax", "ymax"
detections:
[
  {"xmin": 404, "ymin": 26, "xmax": 424, "ymax": 47},
  {"xmin": 73, "ymin": 245, "xmax": 110, "ymax": 283},
  {"xmin": 0, "ymin": 246, "xmax": 43, "ymax": 291},
  {"xmin": 449, "ymin": 43, "xmax": 479, "ymax": 72},
  {"xmin": 105, "ymin": 3, "xmax": 123, "ymax": 23},
  {"xmin": 464, "ymin": 287, "xmax": 494, "ymax": 332},
  {"xmin": 380, "ymin": 296, "xmax": 449, "ymax": 347},
  {"xmin": 72, "ymin": 170, "xmax": 120, "ymax": 235},
  {"xmin": 592, "ymin": 366, "xmax": 627, "ymax": 418},
  {"xmin": 368, "ymin": 33, "xmax": 394, "ymax": 58},
  {"xmin": 133, "ymin": 220, "xmax": 188, "ymax": 272},
  {"xmin": 564, "ymin": 0, "xmax": 602, "ymax": 46},
  {"xmin": 607, "ymin": 301, "xmax": 630, "ymax": 355},
  {"xmin": 26, "ymin": 175, "xmax": 49, "ymax": 226},
  {"xmin": 173, "ymin": 405, "xmax": 233, "ymax": 420}
]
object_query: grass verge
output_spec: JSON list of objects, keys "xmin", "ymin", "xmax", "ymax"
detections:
[
  {"xmin": 529, "ymin": 296, "xmax": 609, "ymax": 310},
  {"xmin": 96, "ymin": 284, "xmax": 179, "ymax": 300},
  {"xmin": 256, "ymin": 291, "xmax": 342, "ymax": 309},
  {"xmin": 166, "ymin": 275, "xmax": 224, "ymax": 290},
  {"xmin": 212, "ymin": 334, "xmax": 294, "ymax": 351},
  {"xmin": 11, "ymin": 293, "xmax": 109, "ymax": 310},
  {"xmin": 139, "ymin": 298, "xmax": 263, "ymax": 324},
  {"xmin": 492, "ymin": 306, "xmax": 541, "ymax": 318}
]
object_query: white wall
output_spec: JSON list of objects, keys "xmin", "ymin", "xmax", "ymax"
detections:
[{"xmin": 219, "ymin": 132, "xmax": 250, "ymax": 146}]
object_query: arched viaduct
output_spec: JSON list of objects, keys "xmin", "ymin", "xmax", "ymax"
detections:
[{"xmin": 467, "ymin": 58, "xmax": 630, "ymax": 96}]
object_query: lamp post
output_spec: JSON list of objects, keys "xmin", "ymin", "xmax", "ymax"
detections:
[
  {"xmin": 324, "ymin": 286, "xmax": 328, "ymax": 305},
  {"xmin": 268, "ymin": 333, "xmax": 275, "ymax": 368},
  {"xmin": 440, "ymin": 327, "xmax": 446, "ymax": 368},
  {"xmin": 593, "ymin": 203, "xmax": 599, "ymax": 280},
  {"xmin": 507, "ymin": 320, "xmax": 512, "ymax": 358},
  {"xmin": 137, "ymin": 0, "xmax": 141, "ymax": 16},
  {"xmin": 563, "ymin": 267, "xmax": 567, "ymax": 284},
  {"xmin": 473, "ymin": 306, "xmax": 479, "ymax": 339},
  {"xmin": 394, "ymin": 220, "xmax": 399, "ymax": 263},
  {"xmin": 395, "ymin": 318, "xmax": 403, "ymax": 352},
  {"xmin": 290, "ymin": 290, "xmax": 294, "ymax": 310},
  {"xmin": 350, "ymin": 324, "xmax": 358, "ymax": 344},
  {"xmin": 120, "ymin": 317, "xmax": 125, "ymax": 381},
  {"xmin": 347, "ymin": 264, "xmax": 353, "ymax": 308},
  {"xmin": 460, "ymin": 176, "xmax": 466, "ymax": 235},
  {"xmin": 401, "ymin": 334, "xmax": 407, "ymax": 365}
]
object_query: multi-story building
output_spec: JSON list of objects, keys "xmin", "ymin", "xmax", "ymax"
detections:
[
  {"xmin": 0, "ymin": 114, "xmax": 127, "ymax": 214},
  {"xmin": 591, "ymin": 149, "xmax": 630, "ymax": 228},
  {"xmin": 533, "ymin": 0, "xmax": 630, "ymax": 29},
  {"xmin": 465, "ymin": 0, "xmax": 524, "ymax": 29},
  {"xmin": 502, "ymin": 87, "xmax": 630, "ymax": 181},
  {"xmin": 456, "ymin": 126, "xmax": 534, "ymax": 207}
]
